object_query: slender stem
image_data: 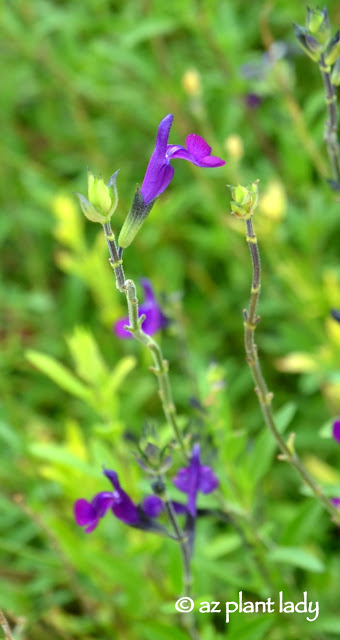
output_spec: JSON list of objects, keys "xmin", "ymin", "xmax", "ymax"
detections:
[
  {"xmin": 102, "ymin": 222, "xmax": 125, "ymax": 290},
  {"xmin": 163, "ymin": 500, "xmax": 193, "ymax": 596},
  {"xmin": 243, "ymin": 217, "xmax": 340, "ymax": 525},
  {"xmin": 0, "ymin": 611, "xmax": 15, "ymax": 640},
  {"xmin": 102, "ymin": 226, "xmax": 187, "ymax": 457},
  {"xmin": 319, "ymin": 56, "xmax": 340, "ymax": 182},
  {"xmin": 156, "ymin": 480, "xmax": 199, "ymax": 639},
  {"xmin": 123, "ymin": 279, "xmax": 188, "ymax": 459}
]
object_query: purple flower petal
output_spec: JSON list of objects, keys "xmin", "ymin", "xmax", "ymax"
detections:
[
  {"xmin": 172, "ymin": 443, "xmax": 218, "ymax": 517},
  {"xmin": 333, "ymin": 419, "xmax": 340, "ymax": 444},
  {"xmin": 114, "ymin": 279, "xmax": 168, "ymax": 339},
  {"xmin": 173, "ymin": 467, "xmax": 191, "ymax": 493},
  {"xmin": 103, "ymin": 469, "xmax": 140, "ymax": 525},
  {"xmin": 139, "ymin": 114, "xmax": 225, "ymax": 206},
  {"xmin": 74, "ymin": 492, "xmax": 114, "ymax": 533},
  {"xmin": 142, "ymin": 495, "xmax": 164, "ymax": 518},
  {"xmin": 171, "ymin": 501, "xmax": 188, "ymax": 515},
  {"xmin": 140, "ymin": 115, "xmax": 175, "ymax": 204},
  {"xmin": 167, "ymin": 135, "xmax": 225, "ymax": 167},
  {"xmin": 332, "ymin": 497, "xmax": 340, "ymax": 507},
  {"xmin": 198, "ymin": 466, "xmax": 219, "ymax": 493}
]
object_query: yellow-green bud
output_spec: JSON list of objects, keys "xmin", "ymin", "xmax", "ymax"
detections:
[
  {"xmin": 75, "ymin": 170, "xmax": 119, "ymax": 224},
  {"xmin": 324, "ymin": 31, "xmax": 340, "ymax": 66},
  {"xmin": 331, "ymin": 56, "xmax": 340, "ymax": 86},
  {"xmin": 228, "ymin": 180, "xmax": 259, "ymax": 220},
  {"xmin": 294, "ymin": 23, "xmax": 323, "ymax": 62},
  {"xmin": 306, "ymin": 7, "xmax": 331, "ymax": 45}
]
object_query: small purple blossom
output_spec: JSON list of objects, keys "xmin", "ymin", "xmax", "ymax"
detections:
[
  {"xmin": 141, "ymin": 495, "xmax": 164, "ymax": 518},
  {"xmin": 114, "ymin": 278, "xmax": 168, "ymax": 339},
  {"xmin": 74, "ymin": 469, "xmax": 163, "ymax": 533},
  {"xmin": 333, "ymin": 419, "xmax": 340, "ymax": 445},
  {"xmin": 140, "ymin": 114, "xmax": 225, "ymax": 205},
  {"xmin": 331, "ymin": 419, "xmax": 340, "ymax": 508},
  {"xmin": 331, "ymin": 309, "xmax": 340, "ymax": 324},
  {"xmin": 173, "ymin": 444, "xmax": 219, "ymax": 517},
  {"xmin": 245, "ymin": 93, "xmax": 262, "ymax": 109}
]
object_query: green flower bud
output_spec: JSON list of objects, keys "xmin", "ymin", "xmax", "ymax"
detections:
[
  {"xmin": 75, "ymin": 170, "xmax": 119, "ymax": 224},
  {"xmin": 118, "ymin": 186, "xmax": 156, "ymax": 249},
  {"xmin": 324, "ymin": 31, "xmax": 340, "ymax": 66},
  {"xmin": 228, "ymin": 181, "xmax": 259, "ymax": 220},
  {"xmin": 331, "ymin": 56, "xmax": 340, "ymax": 86},
  {"xmin": 294, "ymin": 23, "xmax": 324, "ymax": 61},
  {"xmin": 306, "ymin": 7, "xmax": 331, "ymax": 45}
]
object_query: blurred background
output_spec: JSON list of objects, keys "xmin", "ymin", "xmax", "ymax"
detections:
[{"xmin": 2, "ymin": 0, "xmax": 340, "ymax": 638}]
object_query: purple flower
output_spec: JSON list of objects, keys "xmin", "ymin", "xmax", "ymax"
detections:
[
  {"xmin": 331, "ymin": 419, "xmax": 340, "ymax": 508},
  {"xmin": 114, "ymin": 278, "xmax": 168, "ymax": 339},
  {"xmin": 331, "ymin": 309, "xmax": 340, "ymax": 324},
  {"xmin": 74, "ymin": 469, "xmax": 164, "ymax": 533},
  {"xmin": 118, "ymin": 114, "xmax": 225, "ymax": 249},
  {"xmin": 140, "ymin": 114, "xmax": 225, "ymax": 205},
  {"xmin": 245, "ymin": 93, "xmax": 262, "ymax": 109},
  {"xmin": 172, "ymin": 444, "xmax": 219, "ymax": 517},
  {"xmin": 333, "ymin": 419, "xmax": 340, "ymax": 445}
]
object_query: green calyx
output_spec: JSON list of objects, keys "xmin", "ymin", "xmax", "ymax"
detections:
[
  {"xmin": 75, "ymin": 170, "xmax": 119, "ymax": 224},
  {"xmin": 306, "ymin": 7, "xmax": 331, "ymax": 45},
  {"xmin": 228, "ymin": 180, "xmax": 259, "ymax": 220}
]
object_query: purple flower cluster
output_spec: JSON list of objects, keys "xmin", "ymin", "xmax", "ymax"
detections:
[{"xmin": 74, "ymin": 445, "xmax": 218, "ymax": 534}]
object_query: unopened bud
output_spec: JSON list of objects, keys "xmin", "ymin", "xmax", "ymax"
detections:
[
  {"xmin": 75, "ymin": 170, "xmax": 119, "ymax": 224},
  {"xmin": 306, "ymin": 7, "xmax": 331, "ymax": 45},
  {"xmin": 224, "ymin": 134, "xmax": 244, "ymax": 161},
  {"xmin": 324, "ymin": 31, "xmax": 340, "ymax": 66},
  {"xmin": 182, "ymin": 68, "xmax": 202, "ymax": 97},
  {"xmin": 294, "ymin": 23, "xmax": 323, "ymax": 61},
  {"xmin": 331, "ymin": 56, "xmax": 340, "ymax": 85},
  {"xmin": 228, "ymin": 180, "xmax": 259, "ymax": 219}
]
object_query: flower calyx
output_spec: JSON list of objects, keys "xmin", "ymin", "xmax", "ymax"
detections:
[
  {"xmin": 75, "ymin": 170, "xmax": 119, "ymax": 224},
  {"xmin": 228, "ymin": 180, "xmax": 259, "ymax": 220}
]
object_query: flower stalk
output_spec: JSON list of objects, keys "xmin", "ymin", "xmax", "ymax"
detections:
[
  {"xmin": 122, "ymin": 278, "xmax": 188, "ymax": 460},
  {"xmin": 102, "ymin": 221, "xmax": 125, "ymax": 291},
  {"xmin": 0, "ymin": 610, "xmax": 15, "ymax": 640},
  {"xmin": 318, "ymin": 55, "xmax": 340, "ymax": 182},
  {"xmin": 163, "ymin": 501, "xmax": 199, "ymax": 640},
  {"xmin": 242, "ymin": 215, "xmax": 340, "ymax": 525}
]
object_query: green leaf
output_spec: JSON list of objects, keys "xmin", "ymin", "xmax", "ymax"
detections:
[
  {"xmin": 104, "ymin": 354, "xmax": 137, "ymax": 394},
  {"xmin": 26, "ymin": 349, "xmax": 92, "ymax": 401},
  {"xmin": 203, "ymin": 533, "xmax": 241, "ymax": 559},
  {"xmin": 227, "ymin": 614, "xmax": 274, "ymax": 640},
  {"xmin": 246, "ymin": 402, "xmax": 296, "ymax": 485},
  {"xmin": 66, "ymin": 327, "xmax": 108, "ymax": 386},
  {"xmin": 267, "ymin": 545, "xmax": 324, "ymax": 573}
]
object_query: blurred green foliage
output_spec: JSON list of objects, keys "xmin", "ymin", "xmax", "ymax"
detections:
[{"xmin": 2, "ymin": 0, "xmax": 340, "ymax": 638}]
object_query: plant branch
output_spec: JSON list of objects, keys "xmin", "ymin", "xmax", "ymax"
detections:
[
  {"xmin": 319, "ymin": 56, "xmax": 340, "ymax": 183},
  {"xmin": 102, "ymin": 222, "xmax": 125, "ymax": 291},
  {"xmin": 243, "ymin": 217, "xmax": 340, "ymax": 525},
  {"xmin": 123, "ymin": 279, "xmax": 188, "ymax": 459},
  {"xmin": 0, "ymin": 611, "xmax": 15, "ymax": 640}
]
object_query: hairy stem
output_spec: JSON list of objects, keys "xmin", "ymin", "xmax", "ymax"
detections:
[
  {"xmin": 164, "ymin": 499, "xmax": 193, "ymax": 596},
  {"xmin": 0, "ymin": 611, "xmax": 15, "ymax": 640},
  {"xmin": 243, "ymin": 217, "xmax": 340, "ymax": 525},
  {"xmin": 319, "ymin": 56, "xmax": 340, "ymax": 183},
  {"xmin": 123, "ymin": 279, "xmax": 188, "ymax": 459},
  {"xmin": 102, "ymin": 222, "xmax": 125, "ymax": 290}
]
